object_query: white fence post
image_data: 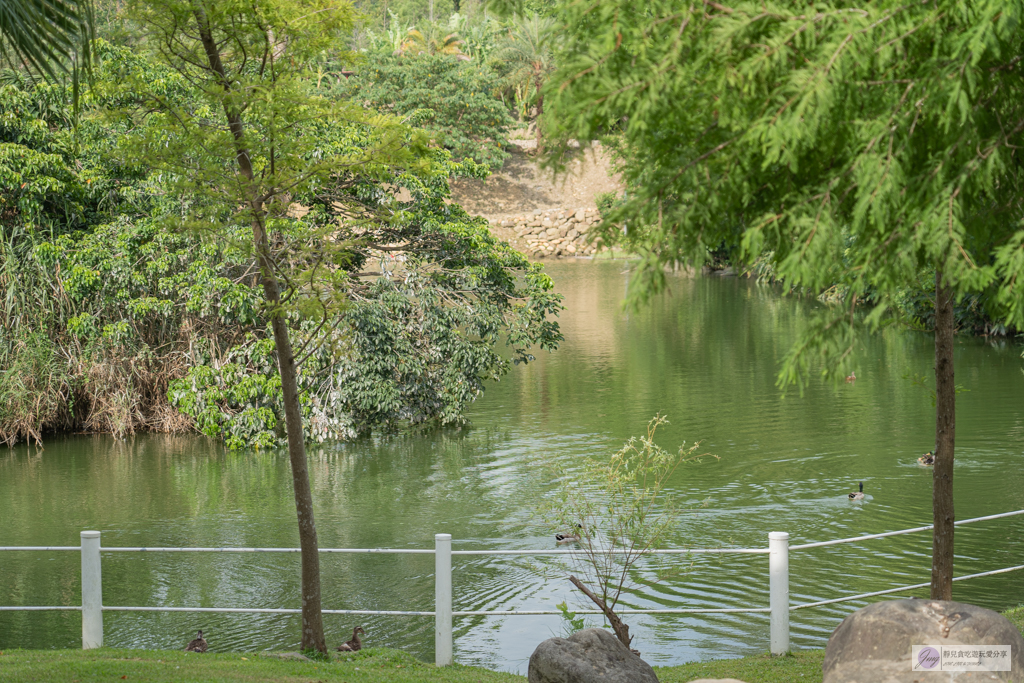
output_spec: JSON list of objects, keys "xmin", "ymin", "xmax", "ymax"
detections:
[
  {"xmin": 768, "ymin": 531, "xmax": 789, "ymax": 655},
  {"xmin": 435, "ymin": 533, "xmax": 453, "ymax": 666},
  {"xmin": 81, "ymin": 530, "xmax": 103, "ymax": 649}
]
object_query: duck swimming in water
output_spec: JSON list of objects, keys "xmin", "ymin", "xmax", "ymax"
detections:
[
  {"xmin": 918, "ymin": 451, "xmax": 935, "ymax": 466},
  {"xmin": 185, "ymin": 629, "xmax": 207, "ymax": 653},
  {"xmin": 848, "ymin": 482, "xmax": 865, "ymax": 500},
  {"xmin": 555, "ymin": 524, "xmax": 583, "ymax": 544}
]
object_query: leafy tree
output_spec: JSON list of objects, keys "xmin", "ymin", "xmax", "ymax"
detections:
[
  {"xmin": 491, "ymin": 13, "xmax": 555, "ymax": 146},
  {"xmin": 168, "ymin": 144, "xmax": 562, "ymax": 448},
  {"xmin": 399, "ymin": 22, "xmax": 467, "ymax": 57},
  {"xmin": 337, "ymin": 53, "xmax": 513, "ymax": 166},
  {"xmin": 122, "ymin": 0, "xmax": 421, "ymax": 653},
  {"xmin": 542, "ymin": 0, "xmax": 1024, "ymax": 600},
  {"xmin": 545, "ymin": 415, "xmax": 710, "ymax": 651}
]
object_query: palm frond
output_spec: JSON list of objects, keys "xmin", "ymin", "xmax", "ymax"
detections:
[{"xmin": 0, "ymin": 0, "xmax": 93, "ymax": 81}]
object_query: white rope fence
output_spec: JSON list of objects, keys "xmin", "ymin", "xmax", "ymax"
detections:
[{"xmin": 2, "ymin": 508, "xmax": 1022, "ymax": 664}]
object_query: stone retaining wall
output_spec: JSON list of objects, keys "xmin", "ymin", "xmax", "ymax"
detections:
[{"xmin": 492, "ymin": 207, "xmax": 602, "ymax": 259}]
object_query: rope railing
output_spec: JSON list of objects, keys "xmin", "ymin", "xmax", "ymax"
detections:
[{"xmin": 1, "ymin": 508, "xmax": 1021, "ymax": 665}]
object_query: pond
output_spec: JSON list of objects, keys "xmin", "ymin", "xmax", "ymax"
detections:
[{"xmin": 2, "ymin": 260, "xmax": 1023, "ymax": 673}]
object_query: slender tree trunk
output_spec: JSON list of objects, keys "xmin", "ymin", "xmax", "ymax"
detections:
[
  {"xmin": 193, "ymin": 7, "xmax": 326, "ymax": 652},
  {"xmin": 569, "ymin": 575, "xmax": 632, "ymax": 649},
  {"xmin": 253, "ymin": 216, "xmax": 327, "ymax": 652},
  {"xmin": 534, "ymin": 83, "xmax": 543, "ymax": 151},
  {"xmin": 932, "ymin": 269, "xmax": 955, "ymax": 600}
]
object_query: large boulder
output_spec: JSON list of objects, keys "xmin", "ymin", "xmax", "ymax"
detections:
[
  {"xmin": 528, "ymin": 628, "xmax": 659, "ymax": 683},
  {"xmin": 823, "ymin": 599, "xmax": 1024, "ymax": 682}
]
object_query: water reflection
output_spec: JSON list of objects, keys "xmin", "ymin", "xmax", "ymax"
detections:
[{"xmin": 2, "ymin": 261, "xmax": 1023, "ymax": 672}]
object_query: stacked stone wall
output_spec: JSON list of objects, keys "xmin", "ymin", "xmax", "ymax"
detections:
[{"xmin": 491, "ymin": 207, "xmax": 602, "ymax": 259}]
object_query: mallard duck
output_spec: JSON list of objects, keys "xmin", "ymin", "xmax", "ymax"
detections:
[
  {"xmin": 185, "ymin": 629, "xmax": 207, "ymax": 653},
  {"xmin": 336, "ymin": 626, "xmax": 365, "ymax": 652},
  {"xmin": 555, "ymin": 524, "xmax": 583, "ymax": 544},
  {"xmin": 918, "ymin": 451, "xmax": 935, "ymax": 466},
  {"xmin": 848, "ymin": 482, "xmax": 865, "ymax": 500},
  {"xmin": 845, "ymin": 371, "xmax": 857, "ymax": 383}
]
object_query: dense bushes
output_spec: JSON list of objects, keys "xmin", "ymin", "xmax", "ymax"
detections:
[
  {"xmin": 336, "ymin": 53, "xmax": 514, "ymax": 167},
  {"xmin": 0, "ymin": 47, "xmax": 561, "ymax": 448}
]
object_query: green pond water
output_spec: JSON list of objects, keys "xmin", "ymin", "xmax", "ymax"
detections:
[{"xmin": 2, "ymin": 261, "xmax": 1024, "ymax": 672}]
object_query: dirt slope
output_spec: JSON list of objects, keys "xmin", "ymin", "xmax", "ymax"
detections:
[{"xmin": 450, "ymin": 141, "xmax": 623, "ymax": 227}]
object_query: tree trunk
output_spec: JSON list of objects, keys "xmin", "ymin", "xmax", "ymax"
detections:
[
  {"xmin": 569, "ymin": 575, "xmax": 632, "ymax": 649},
  {"xmin": 254, "ymin": 219, "xmax": 327, "ymax": 652},
  {"xmin": 193, "ymin": 7, "xmax": 326, "ymax": 652},
  {"xmin": 534, "ymin": 72, "xmax": 544, "ymax": 151},
  {"xmin": 931, "ymin": 269, "xmax": 955, "ymax": 600}
]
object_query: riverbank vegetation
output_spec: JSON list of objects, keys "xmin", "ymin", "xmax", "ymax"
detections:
[{"xmin": 0, "ymin": 10, "xmax": 562, "ymax": 449}]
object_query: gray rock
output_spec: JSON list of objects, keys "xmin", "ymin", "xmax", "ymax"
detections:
[
  {"xmin": 528, "ymin": 628, "xmax": 658, "ymax": 683},
  {"xmin": 823, "ymin": 599, "xmax": 1024, "ymax": 682}
]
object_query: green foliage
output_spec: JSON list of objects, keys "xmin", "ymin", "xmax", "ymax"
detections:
[
  {"xmin": 544, "ymin": 0, "xmax": 1024, "ymax": 387},
  {"xmin": 169, "ymin": 150, "xmax": 562, "ymax": 448},
  {"xmin": 489, "ymin": 13, "xmax": 556, "ymax": 125},
  {"xmin": 544, "ymin": 416, "xmax": 713, "ymax": 632},
  {"xmin": 336, "ymin": 53, "xmax": 513, "ymax": 166},
  {"xmin": 0, "ymin": 0, "xmax": 93, "ymax": 90},
  {"xmin": 594, "ymin": 191, "xmax": 619, "ymax": 220},
  {"xmin": 0, "ymin": 37, "xmax": 561, "ymax": 448},
  {"xmin": 0, "ymin": 332, "xmax": 74, "ymax": 446},
  {"xmin": 555, "ymin": 600, "xmax": 591, "ymax": 636}
]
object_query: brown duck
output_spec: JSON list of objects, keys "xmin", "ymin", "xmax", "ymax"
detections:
[
  {"xmin": 336, "ymin": 626, "xmax": 365, "ymax": 652},
  {"xmin": 185, "ymin": 629, "xmax": 207, "ymax": 653}
]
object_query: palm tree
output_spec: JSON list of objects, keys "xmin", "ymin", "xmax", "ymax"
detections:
[
  {"xmin": 399, "ymin": 23, "xmax": 469, "ymax": 59},
  {"xmin": 0, "ymin": 0, "xmax": 93, "ymax": 92},
  {"xmin": 493, "ymin": 13, "xmax": 556, "ymax": 148}
]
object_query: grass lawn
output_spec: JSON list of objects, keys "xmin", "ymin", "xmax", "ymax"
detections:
[
  {"xmin": 0, "ymin": 647, "xmax": 522, "ymax": 683},
  {"xmin": 2, "ymin": 606, "xmax": 1020, "ymax": 683},
  {"xmin": 655, "ymin": 650, "xmax": 825, "ymax": 682}
]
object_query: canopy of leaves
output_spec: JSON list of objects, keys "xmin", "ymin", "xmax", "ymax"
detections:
[
  {"xmin": 543, "ymin": 0, "xmax": 1024, "ymax": 385},
  {"xmin": 336, "ymin": 52, "xmax": 513, "ymax": 167},
  {"xmin": 0, "ymin": 39, "xmax": 561, "ymax": 447}
]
